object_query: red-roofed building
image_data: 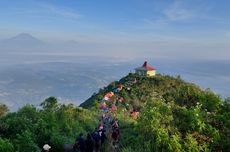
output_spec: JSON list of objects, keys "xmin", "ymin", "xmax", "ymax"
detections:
[{"xmin": 135, "ymin": 61, "xmax": 156, "ymax": 77}]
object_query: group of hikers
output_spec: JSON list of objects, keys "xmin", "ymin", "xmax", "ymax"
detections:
[
  {"xmin": 47, "ymin": 82, "xmax": 138, "ymax": 152},
  {"xmin": 67, "ymin": 112, "xmax": 120, "ymax": 152},
  {"xmin": 65, "ymin": 84, "xmax": 126, "ymax": 152}
]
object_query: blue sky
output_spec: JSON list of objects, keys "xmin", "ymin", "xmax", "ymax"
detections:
[{"xmin": 0, "ymin": 0, "xmax": 230, "ymax": 59}]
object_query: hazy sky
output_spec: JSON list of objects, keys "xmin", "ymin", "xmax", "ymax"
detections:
[{"xmin": 0, "ymin": 0, "xmax": 230, "ymax": 59}]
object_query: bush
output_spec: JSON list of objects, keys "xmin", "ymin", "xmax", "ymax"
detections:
[{"xmin": 0, "ymin": 138, "xmax": 14, "ymax": 152}]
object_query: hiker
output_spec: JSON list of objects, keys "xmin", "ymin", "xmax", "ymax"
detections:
[
  {"xmin": 102, "ymin": 113, "xmax": 106, "ymax": 120},
  {"xmin": 85, "ymin": 133, "xmax": 94, "ymax": 152},
  {"xmin": 98, "ymin": 125, "xmax": 104, "ymax": 137},
  {"xmin": 130, "ymin": 109, "xmax": 139, "ymax": 119},
  {"xmin": 112, "ymin": 120, "xmax": 119, "ymax": 130},
  {"xmin": 111, "ymin": 128, "xmax": 120, "ymax": 148},
  {"xmin": 92, "ymin": 130, "xmax": 101, "ymax": 152},
  {"xmin": 42, "ymin": 144, "xmax": 51, "ymax": 152},
  {"xmin": 74, "ymin": 133, "xmax": 85, "ymax": 152},
  {"xmin": 112, "ymin": 128, "xmax": 120, "ymax": 141},
  {"xmin": 118, "ymin": 97, "xmax": 124, "ymax": 102},
  {"xmin": 126, "ymin": 87, "xmax": 131, "ymax": 92},
  {"xmin": 117, "ymin": 84, "xmax": 123, "ymax": 91},
  {"xmin": 125, "ymin": 103, "xmax": 130, "ymax": 111},
  {"xmin": 98, "ymin": 120, "xmax": 104, "ymax": 131},
  {"xmin": 100, "ymin": 129, "xmax": 106, "ymax": 145}
]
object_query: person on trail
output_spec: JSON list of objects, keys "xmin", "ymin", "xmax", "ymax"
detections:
[
  {"xmin": 100, "ymin": 129, "xmax": 106, "ymax": 145},
  {"xmin": 119, "ymin": 97, "xmax": 124, "ymax": 102},
  {"xmin": 117, "ymin": 84, "xmax": 123, "ymax": 91},
  {"xmin": 102, "ymin": 113, "xmax": 106, "ymax": 120},
  {"xmin": 125, "ymin": 103, "xmax": 130, "ymax": 111},
  {"xmin": 97, "ymin": 120, "xmax": 104, "ymax": 132},
  {"xmin": 85, "ymin": 133, "xmax": 94, "ymax": 152},
  {"xmin": 130, "ymin": 109, "xmax": 139, "ymax": 119},
  {"xmin": 112, "ymin": 120, "xmax": 119, "ymax": 130},
  {"xmin": 103, "ymin": 96, "xmax": 109, "ymax": 101},
  {"xmin": 112, "ymin": 128, "xmax": 120, "ymax": 140},
  {"xmin": 74, "ymin": 133, "xmax": 85, "ymax": 152},
  {"xmin": 98, "ymin": 121, "xmax": 107, "ymax": 144},
  {"xmin": 105, "ymin": 115, "xmax": 111, "ymax": 125},
  {"xmin": 98, "ymin": 126, "xmax": 104, "ymax": 137},
  {"xmin": 42, "ymin": 144, "xmax": 51, "ymax": 152},
  {"xmin": 92, "ymin": 131, "xmax": 101, "ymax": 152},
  {"xmin": 111, "ymin": 128, "xmax": 120, "ymax": 148},
  {"xmin": 126, "ymin": 87, "xmax": 131, "ymax": 92}
]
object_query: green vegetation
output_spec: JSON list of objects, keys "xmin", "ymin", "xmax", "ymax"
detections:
[
  {"xmin": 0, "ymin": 97, "xmax": 97, "ymax": 152},
  {"xmin": 0, "ymin": 73, "xmax": 229, "ymax": 151},
  {"xmin": 82, "ymin": 73, "xmax": 230, "ymax": 152}
]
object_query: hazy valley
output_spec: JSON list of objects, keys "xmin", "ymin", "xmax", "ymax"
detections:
[
  {"xmin": 0, "ymin": 57, "xmax": 229, "ymax": 111},
  {"xmin": 0, "ymin": 34, "xmax": 229, "ymax": 111}
]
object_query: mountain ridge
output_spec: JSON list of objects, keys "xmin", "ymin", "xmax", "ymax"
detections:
[
  {"xmin": 79, "ymin": 73, "xmax": 230, "ymax": 151},
  {"xmin": 0, "ymin": 72, "xmax": 230, "ymax": 151},
  {"xmin": 80, "ymin": 73, "xmax": 208, "ymax": 109}
]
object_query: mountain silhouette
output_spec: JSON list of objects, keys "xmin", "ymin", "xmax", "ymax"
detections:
[
  {"xmin": 0, "ymin": 33, "xmax": 47, "ymax": 52},
  {"xmin": 6, "ymin": 33, "xmax": 44, "ymax": 44}
]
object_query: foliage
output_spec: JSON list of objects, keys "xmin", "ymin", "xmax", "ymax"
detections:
[
  {"xmin": 82, "ymin": 74, "xmax": 229, "ymax": 152},
  {"xmin": 1, "ymin": 73, "xmax": 230, "ymax": 151},
  {"xmin": 0, "ymin": 137, "xmax": 14, "ymax": 152},
  {"xmin": 0, "ymin": 98, "xmax": 97, "ymax": 152}
]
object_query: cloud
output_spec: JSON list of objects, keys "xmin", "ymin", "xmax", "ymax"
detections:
[
  {"xmin": 41, "ymin": 4, "xmax": 82, "ymax": 20},
  {"xmin": 143, "ymin": 0, "xmax": 230, "ymax": 30},
  {"xmin": 199, "ymin": 15, "xmax": 230, "ymax": 25},
  {"xmin": 143, "ymin": 1, "xmax": 194, "ymax": 27},
  {"xmin": 164, "ymin": 1, "xmax": 193, "ymax": 21},
  {"xmin": 143, "ymin": 18, "xmax": 168, "ymax": 27},
  {"xmin": 0, "ymin": 92, "xmax": 10, "ymax": 97},
  {"xmin": 15, "ymin": 2, "xmax": 83, "ymax": 20}
]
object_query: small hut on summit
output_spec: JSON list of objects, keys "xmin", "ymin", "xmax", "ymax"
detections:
[{"xmin": 135, "ymin": 61, "xmax": 156, "ymax": 77}]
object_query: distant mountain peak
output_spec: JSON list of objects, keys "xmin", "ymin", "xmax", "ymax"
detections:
[
  {"xmin": 16, "ymin": 33, "xmax": 33, "ymax": 37},
  {"xmin": 0, "ymin": 33, "xmax": 46, "ymax": 49},
  {"xmin": 8, "ymin": 33, "xmax": 43, "ymax": 43},
  {"xmin": 66, "ymin": 40, "xmax": 78, "ymax": 46}
]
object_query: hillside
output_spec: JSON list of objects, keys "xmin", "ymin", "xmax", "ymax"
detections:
[
  {"xmin": 81, "ymin": 73, "xmax": 230, "ymax": 151},
  {"xmin": 0, "ymin": 73, "xmax": 229, "ymax": 151},
  {"xmin": 81, "ymin": 73, "xmax": 219, "ymax": 110}
]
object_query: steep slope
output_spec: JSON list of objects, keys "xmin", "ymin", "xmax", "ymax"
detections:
[
  {"xmin": 81, "ymin": 73, "xmax": 209, "ymax": 110},
  {"xmin": 80, "ymin": 73, "xmax": 230, "ymax": 151}
]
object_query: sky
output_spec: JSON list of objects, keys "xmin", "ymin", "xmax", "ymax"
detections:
[{"xmin": 0, "ymin": 0, "xmax": 230, "ymax": 59}]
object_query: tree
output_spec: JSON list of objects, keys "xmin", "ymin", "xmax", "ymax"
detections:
[
  {"xmin": 40, "ymin": 97, "xmax": 58, "ymax": 111},
  {"xmin": 0, "ymin": 104, "xmax": 9, "ymax": 117},
  {"xmin": 14, "ymin": 130, "xmax": 40, "ymax": 152},
  {"xmin": 201, "ymin": 90, "xmax": 221, "ymax": 112}
]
